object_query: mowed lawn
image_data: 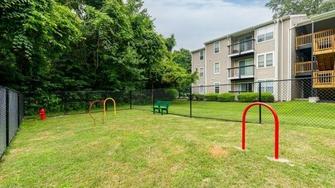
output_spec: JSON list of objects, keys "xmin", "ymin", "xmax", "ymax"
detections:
[
  {"xmin": 134, "ymin": 100, "xmax": 335, "ymax": 128},
  {"xmin": 0, "ymin": 110, "xmax": 335, "ymax": 187}
]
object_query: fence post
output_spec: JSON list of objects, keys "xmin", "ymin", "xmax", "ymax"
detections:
[
  {"xmin": 258, "ymin": 82, "xmax": 262, "ymax": 124},
  {"xmin": 151, "ymin": 84, "xmax": 154, "ymax": 114},
  {"xmin": 189, "ymin": 86, "xmax": 192, "ymax": 118},
  {"xmin": 5, "ymin": 89, "xmax": 9, "ymax": 146},
  {"xmin": 129, "ymin": 91, "xmax": 133, "ymax": 110}
]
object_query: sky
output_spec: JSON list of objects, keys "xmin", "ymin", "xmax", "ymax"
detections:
[{"xmin": 143, "ymin": 0, "xmax": 273, "ymax": 50}]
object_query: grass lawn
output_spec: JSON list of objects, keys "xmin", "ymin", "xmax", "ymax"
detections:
[
  {"xmin": 134, "ymin": 100, "xmax": 335, "ymax": 128},
  {"xmin": 0, "ymin": 110, "xmax": 334, "ymax": 187}
]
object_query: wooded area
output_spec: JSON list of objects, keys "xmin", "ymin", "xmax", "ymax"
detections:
[{"xmin": 0, "ymin": 0, "xmax": 196, "ymax": 114}]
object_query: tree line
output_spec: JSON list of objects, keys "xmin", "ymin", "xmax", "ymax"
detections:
[{"xmin": 0, "ymin": 0, "xmax": 196, "ymax": 114}]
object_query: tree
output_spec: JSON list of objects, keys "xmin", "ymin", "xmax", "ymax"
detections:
[
  {"xmin": 172, "ymin": 49, "xmax": 192, "ymax": 73},
  {"xmin": 165, "ymin": 34, "xmax": 176, "ymax": 52},
  {"xmin": 266, "ymin": 0, "xmax": 335, "ymax": 18}
]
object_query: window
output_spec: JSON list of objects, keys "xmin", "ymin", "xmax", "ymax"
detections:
[
  {"xmin": 257, "ymin": 25, "xmax": 274, "ymax": 43},
  {"xmin": 266, "ymin": 53, "xmax": 273, "ymax": 67},
  {"xmin": 200, "ymin": 50, "xmax": 204, "ymax": 60},
  {"xmin": 214, "ymin": 63, "xmax": 220, "ymax": 74},
  {"xmin": 257, "ymin": 54, "xmax": 265, "ymax": 68},
  {"xmin": 214, "ymin": 41, "xmax": 220, "ymax": 53},
  {"xmin": 260, "ymin": 81, "xmax": 274, "ymax": 94},
  {"xmin": 265, "ymin": 32, "xmax": 274, "ymax": 40},
  {"xmin": 258, "ymin": 52, "xmax": 274, "ymax": 68},
  {"xmin": 200, "ymin": 85, "xmax": 205, "ymax": 94},
  {"xmin": 214, "ymin": 83, "xmax": 220, "ymax": 94},
  {"xmin": 199, "ymin": 68, "xmax": 204, "ymax": 77}
]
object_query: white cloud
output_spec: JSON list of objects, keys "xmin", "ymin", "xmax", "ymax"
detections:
[{"xmin": 143, "ymin": 0, "xmax": 273, "ymax": 50}]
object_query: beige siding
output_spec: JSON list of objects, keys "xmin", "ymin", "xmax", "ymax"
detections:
[
  {"xmin": 190, "ymin": 15, "xmax": 310, "ymax": 99},
  {"xmin": 192, "ymin": 50, "xmax": 205, "ymax": 93},
  {"xmin": 205, "ymin": 38, "xmax": 231, "ymax": 93}
]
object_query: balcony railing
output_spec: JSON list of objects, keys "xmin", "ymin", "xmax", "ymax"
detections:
[
  {"xmin": 295, "ymin": 61, "xmax": 313, "ymax": 74},
  {"xmin": 313, "ymin": 29, "xmax": 335, "ymax": 55},
  {"xmin": 296, "ymin": 34, "xmax": 312, "ymax": 49},
  {"xmin": 313, "ymin": 70, "xmax": 335, "ymax": 88},
  {"xmin": 228, "ymin": 39, "xmax": 255, "ymax": 56},
  {"xmin": 228, "ymin": 65, "xmax": 255, "ymax": 79}
]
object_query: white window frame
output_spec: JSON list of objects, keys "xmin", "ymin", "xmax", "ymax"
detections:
[
  {"xmin": 214, "ymin": 41, "xmax": 220, "ymax": 54},
  {"xmin": 200, "ymin": 85, "xmax": 205, "ymax": 94},
  {"xmin": 199, "ymin": 67, "xmax": 204, "ymax": 78},
  {"xmin": 257, "ymin": 51, "xmax": 274, "ymax": 68},
  {"xmin": 213, "ymin": 62, "xmax": 220, "ymax": 74},
  {"xmin": 256, "ymin": 25, "xmax": 274, "ymax": 44},
  {"xmin": 214, "ymin": 82, "xmax": 220, "ymax": 94},
  {"xmin": 258, "ymin": 80, "xmax": 274, "ymax": 94},
  {"xmin": 266, "ymin": 52, "xmax": 274, "ymax": 67},
  {"xmin": 200, "ymin": 50, "xmax": 204, "ymax": 60}
]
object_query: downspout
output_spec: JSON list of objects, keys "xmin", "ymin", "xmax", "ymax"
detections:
[
  {"xmin": 204, "ymin": 48, "xmax": 207, "ymax": 94},
  {"xmin": 274, "ymin": 18, "xmax": 280, "ymax": 101},
  {"xmin": 280, "ymin": 18, "xmax": 284, "ymax": 101},
  {"xmin": 288, "ymin": 18, "xmax": 293, "ymax": 101}
]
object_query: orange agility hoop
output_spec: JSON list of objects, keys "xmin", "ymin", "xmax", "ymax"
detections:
[{"xmin": 241, "ymin": 102, "xmax": 280, "ymax": 160}]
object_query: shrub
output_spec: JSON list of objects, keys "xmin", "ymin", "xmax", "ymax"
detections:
[
  {"xmin": 163, "ymin": 89, "xmax": 179, "ymax": 100},
  {"xmin": 237, "ymin": 92, "xmax": 274, "ymax": 102},
  {"xmin": 237, "ymin": 92, "xmax": 258, "ymax": 102},
  {"xmin": 204, "ymin": 93, "xmax": 218, "ymax": 101},
  {"xmin": 193, "ymin": 94, "xmax": 205, "ymax": 101},
  {"xmin": 260, "ymin": 92, "xmax": 275, "ymax": 102},
  {"xmin": 217, "ymin": 93, "xmax": 235, "ymax": 102}
]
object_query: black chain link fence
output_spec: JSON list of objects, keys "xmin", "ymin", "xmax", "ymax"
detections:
[
  {"xmin": 0, "ymin": 86, "xmax": 24, "ymax": 157},
  {"xmin": 130, "ymin": 77, "xmax": 335, "ymax": 129}
]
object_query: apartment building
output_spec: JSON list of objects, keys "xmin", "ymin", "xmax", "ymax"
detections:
[{"xmin": 192, "ymin": 10, "xmax": 335, "ymax": 101}]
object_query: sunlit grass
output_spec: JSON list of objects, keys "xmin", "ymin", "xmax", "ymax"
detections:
[{"xmin": 0, "ymin": 110, "xmax": 334, "ymax": 187}]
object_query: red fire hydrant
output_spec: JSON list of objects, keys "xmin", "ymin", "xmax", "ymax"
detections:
[{"xmin": 39, "ymin": 108, "xmax": 46, "ymax": 120}]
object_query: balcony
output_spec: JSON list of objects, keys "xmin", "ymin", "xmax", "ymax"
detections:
[
  {"xmin": 313, "ymin": 29, "xmax": 335, "ymax": 55},
  {"xmin": 295, "ymin": 61, "xmax": 313, "ymax": 75},
  {"xmin": 228, "ymin": 65, "xmax": 255, "ymax": 80},
  {"xmin": 228, "ymin": 39, "xmax": 255, "ymax": 57},
  {"xmin": 296, "ymin": 34, "xmax": 312, "ymax": 49},
  {"xmin": 313, "ymin": 70, "xmax": 335, "ymax": 88}
]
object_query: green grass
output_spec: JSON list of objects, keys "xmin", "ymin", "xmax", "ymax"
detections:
[
  {"xmin": 134, "ymin": 100, "xmax": 335, "ymax": 128},
  {"xmin": 0, "ymin": 110, "xmax": 334, "ymax": 187}
]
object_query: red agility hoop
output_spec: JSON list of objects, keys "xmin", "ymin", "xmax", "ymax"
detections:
[{"xmin": 241, "ymin": 102, "xmax": 280, "ymax": 160}]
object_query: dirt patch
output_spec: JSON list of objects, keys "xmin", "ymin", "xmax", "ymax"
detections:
[{"xmin": 209, "ymin": 145, "xmax": 228, "ymax": 158}]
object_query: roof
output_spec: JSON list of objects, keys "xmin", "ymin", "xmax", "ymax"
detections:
[
  {"xmin": 295, "ymin": 10, "xmax": 335, "ymax": 27},
  {"xmin": 191, "ymin": 47, "xmax": 205, "ymax": 54},
  {"xmin": 203, "ymin": 15, "xmax": 296, "ymax": 45}
]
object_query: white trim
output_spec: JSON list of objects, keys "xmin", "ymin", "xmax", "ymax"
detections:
[
  {"xmin": 204, "ymin": 47, "xmax": 207, "ymax": 93},
  {"xmin": 213, "ymin": 41, "xmax": 221, "ymax": 54},
  {"xmin": 200, "ymin": 49, "xmax": 205, "ymax": 61},
  {"xmin": 199, "ymin": 67, "xmax": 204, "ymax": 78},
  {"xmin": 213, "ymin": 62, "xmax": 220, "ymax": 74},
  {"xmin": 256, "ymin": 51, "xmax": 275, "ymax": 69},
  {"xmin": 214, "ymin": 82, "xmax": 220, "ymax": 93},
  {"xmin": 256, "ymin": 25, "xmax": 275, "ymax": 44},
  {"xmin": 256, "ymin": 38, "xmax": 275, "ymax": 45}
]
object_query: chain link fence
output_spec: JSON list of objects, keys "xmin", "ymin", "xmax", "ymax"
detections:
[
  {"xmin": 130, "ymin": 77, "xmax": 335, "ymax": 129},
  {"xmin": 0, "ymin": 86, "xmax": 24, "ymax": 157}
]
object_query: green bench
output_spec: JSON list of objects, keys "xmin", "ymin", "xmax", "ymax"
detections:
[{"xmin": 153, "ymin": 100, "xmax": 171, "ymax": 115}]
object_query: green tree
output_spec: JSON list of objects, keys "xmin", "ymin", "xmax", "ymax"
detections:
[
  {"xmin": 266, "ymin": 0, "xmax": 335, "ymax": 18},
  {"xmin": 172, "ymin": 49, "xmax": 192, "ymax": 73}
]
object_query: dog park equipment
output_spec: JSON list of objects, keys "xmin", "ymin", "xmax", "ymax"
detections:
[
  {"xmin": 153, "ymin": 100, "xmax": 171, "ymax": 115},
  {"xmin": 39, "ymin": 108, "xmax": 46, "ymax": 120},
  {"xmin": 103, "ymin": 98, "xmax": 116, "ymax": 123},
  {"xmin": 88, "ymin": 98, "xmax": 116, "ymax": 125},
  {"xmin": 241, "ymin": 102, "xmax": 280, "ymax": 160}
]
